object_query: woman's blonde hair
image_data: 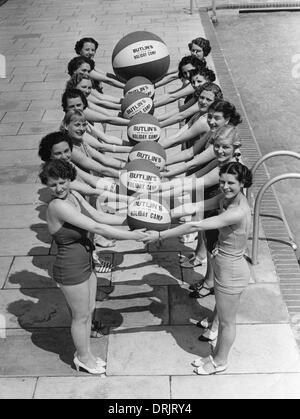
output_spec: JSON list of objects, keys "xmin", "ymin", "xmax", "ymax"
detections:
[
  {"xmin": 213, "ymin": 125, "xmax": 242, "ymax": 160},
  {"xmin": 60, "ymin": 109, "xmax": 87, "ymax": 133}
]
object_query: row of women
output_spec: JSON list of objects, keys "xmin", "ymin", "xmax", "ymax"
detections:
[{"xmin": 39, "ymin": 36, "xmax": 253, "ymax": 376}]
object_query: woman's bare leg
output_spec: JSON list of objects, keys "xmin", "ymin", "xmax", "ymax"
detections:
[
  {"xmin": 60, "ymin": 280, "xmax": 97, "ymax": 368},
  {"xmin": 213, "ymin": 289, "xmax": 241, "ymax": 365}
]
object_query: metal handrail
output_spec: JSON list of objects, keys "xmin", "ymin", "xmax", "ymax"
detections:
[
  {"xmin": 189, "ymin": 0, "xmax": 217, "ymax": 20},
  {"xmin": 247, "ymin": 150, "xmax": 300, "ymax": 201},
  {"xmin": 252, "ymin": 173, "xmax": 300, "ymax": 265}
]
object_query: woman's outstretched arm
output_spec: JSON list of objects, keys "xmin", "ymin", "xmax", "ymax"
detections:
[
  {"xmin": 48, "ymin": 198, "xmax": 146, "ymax": 240},
  {"xmin": 154, "ymin": 84, "xmax": 194, "ymax": 108},
  {"xmin": 72, "ymin": 148, "xmax": 120, "ymax": 178},
  {"xmin": 84, "ymin": 107, "xmax": 129, "ymax": 126},
  {"xmin": 144, "ymin": 206, "xmax": 244, "ymax": 243},
  {"xmin": 89, "ymin": 68, "xmax": 125, "ymax": 89},
  {"xmin": 160, "ymin": 117, "xmax": 209, "ymax": 149}
]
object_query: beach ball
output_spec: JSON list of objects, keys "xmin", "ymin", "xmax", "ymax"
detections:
[
  {"xmin": 121, "ymin": 92, "xmax": 154, "ymax": 119},
  {"xmin": 124, "ymin": 76, "xmax": 155, "ymax": 99},
  {"xmin": 127, "ymin": 113, "xmax": 161, "ymax": 144},
  {"xmin": 119, "ymin": 159, "xmax": 161, "ymax": 196},
  {"xmin": 128, "ymin": 141, "xmax": 166, "ymax": 171},
  {"xmin": 127, "ymin": 195, "xmax": 171, "ymax": 231},
  {"xmin": 112, "ymin": 31, "xmax": 170, "ymax": 83}
]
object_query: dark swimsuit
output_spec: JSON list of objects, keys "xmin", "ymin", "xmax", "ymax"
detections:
[{"xmin": 52, "ymin": 222, "xmax": 94, "ymax": 286}]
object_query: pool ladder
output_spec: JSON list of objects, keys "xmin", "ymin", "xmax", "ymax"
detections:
[
  {"xmin": 189, "ymin": 0, "xmax": 217, "ymax": 21},
  {"xmin": 247, "ymin": 151, "xmax": 300, "ymax": 265}
]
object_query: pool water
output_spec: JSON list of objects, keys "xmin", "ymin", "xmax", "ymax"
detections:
[{"xmin": 214, "ymin": 11, "xmax": 300, "ymax": 250}]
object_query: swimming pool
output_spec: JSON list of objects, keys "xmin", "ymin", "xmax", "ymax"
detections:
[{"xmin": 214, "ymin": 10, "xmax": 300, "ymax": 250}]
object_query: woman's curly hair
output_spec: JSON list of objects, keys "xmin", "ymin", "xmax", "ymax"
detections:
[
  {"xmin": 39, "ymin": 159, "xmax": 77, "ymax": 185},
  {"xmin": 219, "ymin": 161, "xmax": 252, "ymax": 188},
  {"xmin": 188, "ymin": 37, "xmax": 211, "ymax": 57},
  {"xmin": 67, "ymin": 56, "xmax": 95, "ymax": 77},
  {"xmin": 189, "ymin": 67, "xmax": 216, "ymax": 84},
  {"xmin": 208, "ymin": 100, "xmax": 242, "ymax": 126},
  {"xmin": 178, "ymin": 55, "xmax": 206, "ymax": 79},
  {"xmin": 38, "ymin": 131, "xmax": 73, "ymax": 162},
  {"xmin": 196, "ymin": 82, "xmax": 223, "ymax": 101},
  {"xmin": 74, "ymin": 37, "xmax": 99, "ymax": 55}
]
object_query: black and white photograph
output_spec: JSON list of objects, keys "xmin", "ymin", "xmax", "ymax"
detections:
[{"xmin": 0, "ymin": 0, "xmax": 300, "ymax": 402}]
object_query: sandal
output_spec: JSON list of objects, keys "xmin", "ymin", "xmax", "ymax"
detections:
[
  {"xmin": 93, "ymin": 252, "xmax": 115, "ymax": 267},
  {"xmin": 192, "ymin": 355, "xmax": 212, "ymax": 368},
  {"xmin": 179, "ymin": 232, "xmax": 198, "ymax": 243},
  {"xmin": 196, "ymin": 318, "xmax": 211, "ymax": 329},
  {"xmin": 189, "ymin": 283, "xmax": 214, "ymax": 298},
  {"xmin": 94, "ymin": 260, "xmax": 114, "ymax": 274},
  {"xmin": 178, "ymin": 253, "xmax": 195, "ymax": 264},
  {"xmin": 193, "ymin": 355, "xmax": 227, "ymax": 375},
  {"xmin": 198, "ymin": 328, "xmax": 218, "ymax": 342},
  {"xmin": 189, "ymin": 280, "xmax": 205, "ymax": 291},
  {"xmin": 74, "ymin": 351, "xmax": 106, "ymax": 367},
  {"xmin": 90, "ymin": 320, "xmax": 109, "ymax": 337},
  {"xmin": 95, "ymin": 289, "xmax": 110, "ymax": 301},
  {"xmin": 180, "ymin": 255, "xmax": 207, "ymax": 268},
  {"xmin": 95, "ymin": 238, "xmax": 116, "ymax": 248}
]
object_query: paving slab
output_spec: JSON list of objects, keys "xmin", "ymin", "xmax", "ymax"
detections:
[
  {"xmin": 2, "ymin": 91, "xmax": 53, "ymax": 101},
  {"xmin": 0, "ymin": 257, "xmax": 13, "ymax": 289},
  {"xmin": 12, "ymin": 66, "xmax": 46, "ymax": 76},
  {"xmin": 18, "ymin": 121, "xmax": 59, "ymax": 135},
  {"xmin": 34, "ymin": 376, "xmax": 170, "ymax": 399},
  {"xmin": 0, "ymin": 184, "xmax": 48, "ymax": 205},
  {"xmin": 0, "ymin": 328, "xmax": 108, "ymax": 377},
  {"xmin": 107, "ymin": 323, "xmax": 300, "ymax": 376},
  {"xmin": 149, "ymin": 237, "xmax": 196, "ymax": 253},
  {"xmin": 1, "ymin": 110, "xmax": 45, "ymax": 123},
  {"xmin": 0, "ymin": 204, "xmax": 46, "ymax": 228},
  {"xmin": 170, "ymin": 282, "xmax": 289, "ymax": 325},
  {"xmin": 0, "ymin": 378, "xmax": 37, "ymax": 399},
  {"xmin": 171, "ymin": 373, "xmax": 300, "ymax": 400},
  {"xmin": 0, "ymin": 150, "xmax": 40, "ymax": 167},
  {"xmin": 0, "ymin": 123, "xmax": 21, "ymax": 135},
  {"xmin": 227, "ymin": 324, "xmax": 300, "ymax": 374},
  {"xmin": 112, "ymin": 252, "xmax": 182, "ymax": 285},
  {"xmin": 28, "ymin": 99, "xmax": 61, "ymax": 110},
  {"xmin": 5, "ymin": 255, "xmax": 56, "ymax": 289},
  {"xmin": 42, "ymin": 109, "xmax": 64, "ymax": 122},
  {"xmin": 0, "ymin": 135, "xmax": 42, "ymax": 151},
  {"xmin": 0, "ymin": 228, "xmax": 51, "ymax": 256},
  {"xmin": 0, "ymin": 100, "xmax": 30, "ymax": 112},
  {"xmin": 107, "ymin": 326, "xmax": 212, "ymax": 376},
  {"xmin": 0, "ymin": 166, "xmax": 38, "ymax": 184},
  {"xmin": 0, "ymin": 288, "xmax": 70, "ymax": 329},
  {"xmin": 95, "ymin": 284, "xmax": 169, "ymax": 328}
]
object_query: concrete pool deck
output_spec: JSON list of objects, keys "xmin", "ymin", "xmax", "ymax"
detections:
[{"xmin": 1, "ymin": 0, "xmax": 300, "ymax": 399}]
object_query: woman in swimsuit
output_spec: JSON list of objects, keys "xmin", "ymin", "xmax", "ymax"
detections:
[
  {"xmin": 161, "ymin": 125, "xmax": 243, "ymax": 298},
  {"xmin": 143, "ymin": 161, "xmax": 252, "ymax": 375},
  {"xmin": 39, "ymin": 159, "xmax": 146, "ymax": 375}
]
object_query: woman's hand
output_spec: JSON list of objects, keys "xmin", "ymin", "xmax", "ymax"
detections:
[
  {"xmin": 130, "ymin": 229, "xmax": 149, "ymax": 241},
  {"xmin": 142, "ymin": 230, "xmax": 160, "ymax": 244},
  {"xmin": 97, "ymin": 142, "xmax": 111, "ymax": 152},
  {"xmin": 161, "ymin": 167, "xmax": 175, "ymax": 179}
]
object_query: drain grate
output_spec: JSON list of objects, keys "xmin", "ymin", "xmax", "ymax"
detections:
[{"xmin": 211, "ymin": 2, "xmax": 300, "ymax": 9}]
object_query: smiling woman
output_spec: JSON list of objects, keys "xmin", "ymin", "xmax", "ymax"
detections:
[{"xmin": 39, "ymin": 159, "xmax": 147, "ymax": 375}]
